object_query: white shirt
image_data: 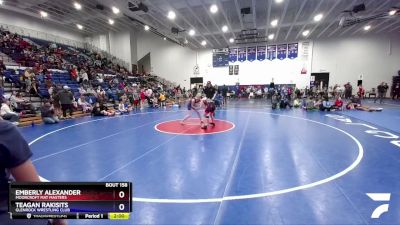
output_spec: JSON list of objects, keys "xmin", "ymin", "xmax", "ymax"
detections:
[
  {"xmin": 146, "ymin": 89, "xmax": 153, "ymax": 97},
  {"xmin": 1, "ymin": 103, "xmax": 17, "ymax": 116},
  {"xmin": 80, "ymin": 72, "xmax": 88, "ymax": 81},
  {"xmin": 78, "ymin": 98, "xmax": 88, "ymax": 106},
  {"xmin": 118, "ymin": 103, "xmax": 127, "ymax": 111}
]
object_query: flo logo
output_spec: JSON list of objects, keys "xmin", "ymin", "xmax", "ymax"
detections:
[{"xmin": 366, "ymin": 193, "xmax": 391, "ymax": 219}]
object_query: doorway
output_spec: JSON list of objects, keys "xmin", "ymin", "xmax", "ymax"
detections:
[{"xmin": 311, "ymin": 72, "xmax": 330, "ymax": 89}]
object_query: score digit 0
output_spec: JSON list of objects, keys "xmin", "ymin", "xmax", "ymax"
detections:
[
  {"xmin": 119, "ymin": 191, "xmax": 125, "ymax": 199},
  {"xmin": 119, "ymin": 203, "xmax": 125, "ymax": 211}
]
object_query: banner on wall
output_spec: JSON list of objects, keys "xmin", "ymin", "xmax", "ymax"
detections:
[
  {"xmin": 277, "ymin": 44, "xmax": 287, "ymax": 60},
  {"xmin": 229, "ymin": 48, "xmax": 238, "ymax": 63},
  {"xmin": 247, "ymin": 46, "xmax": 256, "ymax": 62},
  {"xmin": 234, "ymin": 65, "xmax": 239, "ymax": 75},
  {"xmin": 302, "ymin": 42, "xmax": 310, "ymax": 56},
  {"xmin": 287, "ymin": 43, "xmax": 298, "ymax": 59},
  {"xmin": 257, "ymin": 46, "xmax": 266, "ymax": 61},
  {"xmin": 267, "ymin": 45, "xmax": 276, "ymax": 61},
  {"xmin": 212, "ymin": 48, "xmax": 229, "ymax": 67},
  {"xmin": 238, "ymin": 47, "xmax": 246, "ymax": 62},
  {"xmin": 229, "ymin": 65, "xmax": 233, "ymax": 75}
]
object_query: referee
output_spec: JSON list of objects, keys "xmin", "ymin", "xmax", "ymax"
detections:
[{"xmin": 203, "ymin": 81, "xmax": 216, "ymax": 100}]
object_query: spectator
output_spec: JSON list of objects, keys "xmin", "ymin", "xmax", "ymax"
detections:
[
  {"xmin": 295, "ymin": 88, "xmax": 301, "ymax": 99},
  {"xmin": 357, "ymin": 85, "xmax": 365, "ymax": 99},
  {"xmin": 159, "ymin": 92, "xmax": 166, "ymax": 108},
  {"xmin": 77, "ymin": 95, "xmax": 92, "ymax": 113},
  {"xmin": 320, "ymin": 96, "xmax": 332, "ymax": 111},
  {"xmin": 349, "ymin": 95, "xmax": 360, "ymax": 104},
  {"xmin": 140, "ymin": 89, "xmax": 146, "ymax": 109},
  {"xmin": 344, "ymin": 82, "xmax": 352, "ymax": 99},
  {"xmin": 129, "ymin": 90, "xmax": 139, "ymax": 111},
  {"xmin": 23, "ymin": 69, "xmax": 32, "ymax": 93},
  {"xmin": 375, "ymin": 82, "xmax": 388, "ymax": 104},
  {"xmin": 78, "ymin": 85, "xmax": 87, "ymax": 95},
  {"xmin": 0, "ymin": 60, "xmax": 5, "ymax": 73},
  {"xmin": 174, "ymin": 87, "xmax": 182, "ymax": 104},
  {"xmin": 293, "ymin": 98, "xmax": 301, "ymax": 108},
  {"xmin": 214, "ymin": 93, "xmax": 223, "ymax": 108},
  {"xmin": 145, "ymin": 87, "xmax": 153, "ymax": 104},
  {"xmin": 332, "ymin": 97, "xmax": 344, "ymax": 111},
  {"xmin": 271, "ymin": 93, "xmax": 278, "ymax": 109},
  {"xmin": 57, "ymin": 85, "xmax": 73, "ymax": 119},
  {"xmin": 9, "ymin": 92, "xmax": 30, "ymax": 113},
  {"xmin": 0, "ymin": 99, "xmax": 19, "ymax": 125},
  {"xmin": 279, "ymin": 95, "xmax": 292, "ymax": 109},
  {"xmin": 303, "ymin": 97, "xmax": 317, "ymax": 110},
  {"xmin": 79, "ymin": 69, "xmax": 88, "ymax": 83},
  {"xmin": 70, "ymin": 67, "xmax": 78, "ymax": 81},
  {"xmin": 0, "ymin": 60, "xmax": 5, "ymax": 88},
  {"xmin": 347, "ymin": 95, "xmax": 382, "ymax": 112},
  {"xmin": 0, "ymin": 84, "xmax": 4, "ymax": 102},
  {"xmin": 117, "ymin": 100, "xmax": 130, "ymax": 114},
  {"xmin": 48, "ymin": 85, "xmax": 54, "ymax": 97},
  {"xmin": 383, "ymin": 82, "xmax": 389, "ymax": 97},
  {"xmin": 40, "ymin": 100, "xmax": 59, "ymax": 124},
  {"xmin": 152, "ymin": 95, "xmax": 159, "ymax": 108},
  {"xmin": 92, "ymin": 102, "xmax": 115, "ymax": 116},
  {"xmin": 393, "ymin": 83, "xmax": 400, "ymax": 100}
]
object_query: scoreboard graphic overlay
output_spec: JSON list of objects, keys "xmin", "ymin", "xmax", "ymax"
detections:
[{"xmin": 9, "ymin": 182, "xmax": 132, "ymax": 220}]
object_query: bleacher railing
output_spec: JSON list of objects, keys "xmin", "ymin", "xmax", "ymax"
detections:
[{"xmin": 0, "ymin": 23, "xmax": 130, "ymax": 70}]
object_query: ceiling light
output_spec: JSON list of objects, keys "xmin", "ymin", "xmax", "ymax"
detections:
[
  {"xmin": 74, "ymin": 2, "xmax": 82, "ymax": 10},
  {"xmin": 229, "ymin": 38, "xmax": 234, "ymax": 43},
  {"xmin": 389, "ymin": 9, "xmax": 397, "ymax": 16},
  {"xmin": 167, "ymin": 11, "xmax": 176, "ymax": 20},
  {"xmin": 144, "ymin": 25, "xmax": 150, "ymax": 31},
  {"xmin": 40, "ymin": 11, "xmax": 48, "ymax": 18},
  {"xmin": 271, "ymin": 19, "xmax": 278, "ymax": 27},
  {"xmin": 112, "ymin": 6, "xmax": 120, "ymax": 14},
  {"xmin": 275, "ymin": 0, "xmax": 284, "ymax": 3},
  {"xmin": 108, "ymin": 19, "xmax": 114, "ymax": 25},
  {"xmin": 268, "ymin": 34, "xmax": 275, "ymax": 40},
  {"xmin": 184, "ymin": 39, "xmax": 189, "ymax": 44},
  {"xmin": 222, "ymin": 25, "xmax": 228, "ymax": 33},
  {"xmin": 302, "ymin": 30, "xmax": 310, "ymax": 36},
  {"xmin": 314, "ymin": 13, "xmax": 323, "ymax": 22},
  {"xmin": 201, "ymin": 40, "xmax": 207, "ymax": 46},
  {"xmin": 0, "ymin": 0, "xmax": 4, "ymax": 5},
  {"xmin": 210, "ymin": 4, "xmax": 218, "ymax": 14},
  {"xmin": 76, "ymin": 24, "xmax": 83, "ymax": 30},
  {"xmin": 364, "ymin": 25, "xmax": 371, "ymax": 31},
  {"xmin": 163, "ymin": 37, "xmax": 167, "ymax": 40},
  {"xmin": 189, "ymin": 29, "xmax": 195, "ymax": 36}
]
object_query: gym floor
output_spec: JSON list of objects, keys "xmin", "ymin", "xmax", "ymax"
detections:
[{"xmin": 19, "ymin": 99, "xmax": 400, "ymax": 225}]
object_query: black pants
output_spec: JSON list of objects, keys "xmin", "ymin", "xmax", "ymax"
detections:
[
  {"xmin": 345, "ymin": 91, "xmax": 351, "ymax": 99},
  {"xmin": 374, "ymin": 93, "xmax": 385, "ymax": 103},
  {"xmin": 320, "ymin": 106, "xmax": 331, "ymax": 111},
  {"xmin": 61, "ymin": 104, "xmax": 73, "ymax": 117},
  {"xmin": 2, "ymin": 113, "xmax": 19, "ymax": 122}
]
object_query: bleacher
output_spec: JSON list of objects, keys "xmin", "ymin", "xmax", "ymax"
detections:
[{"xmin": 1, "ymin": 27, "xmax": 179, "ymax": 127}]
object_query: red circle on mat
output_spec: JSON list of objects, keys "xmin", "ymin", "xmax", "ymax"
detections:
[{"xmin": 155, "ymin": 119, "xmax": 235, "ymax": 135}]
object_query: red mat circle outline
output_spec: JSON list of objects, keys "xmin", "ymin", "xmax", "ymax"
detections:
[{"xmin": 155, "ymin": 118, "xmax": 235, "ymax": 135}]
